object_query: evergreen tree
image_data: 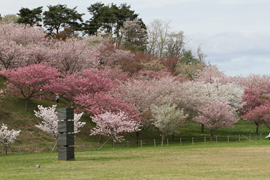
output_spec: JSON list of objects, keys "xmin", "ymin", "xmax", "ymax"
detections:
[
  {"xmin": 43, "ymin": 4, "xmax": 84, "ymax": 35},
  {"xmin": 17, "ymin": 7, "xmax": 43, "ymax": 26}
]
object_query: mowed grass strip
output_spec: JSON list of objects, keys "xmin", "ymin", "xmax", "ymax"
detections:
[{"xmin": 1, "ymin": 141, "xmax": 270, "ymax": 180}]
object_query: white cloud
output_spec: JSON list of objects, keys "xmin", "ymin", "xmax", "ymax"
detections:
[
  {"xmin": 188, "ymin": 32, "xmax": 270, "ymax": 76},
  {"xmin": 218, "ymin": 0, "xmax": 270, "ymax": 4}
]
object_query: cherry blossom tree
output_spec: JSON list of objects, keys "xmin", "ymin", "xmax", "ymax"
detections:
[
  {"xmin": 0, "ymin": 64, "xmax": 61, "ymax": 111},
  {"xmin": 204, "ymin": 78, "xmax": 244, "ymax": 109},
  {"xmin": 0, "ymin": 40, "xmax": 26, "ymax": 69},
  {"xmin": 74, "ymin": 92, "xmax": 140, "ymax": 122},
  {"xmin": 168, "ymin": 80, "xmax": 211, "ymax": 115},
  {"xmin": 197, "ymin": 78, "xmax": 244, "ymax": 132},
  {"xmin": 113, "ymin": 78, "xmax": 157, "ymax": 142},
  {"xmin": 0, "ymin": 22, "xmax": 100, "ymax": 71},
  {"xmin": 0, "ymin": 22, "xmax": 46, "ymax": 46},
  {"xmin": 51, "ymin": 37, "xmax": 99, "ymax": 73},
  {"xmin": 195, "ymin": 65, "xmax": 232, "ymax": 84},
  {"xmin": 194, "ymin": 68, "xmax": 243, "ymax": 132},
  {"xmin": 34, "ymin": 105, "xmax": 85, "ymax": 140},
  {"xmin": 193, "ymin": 100, "xmax": 239, "ymax": 138},
  {"xmin": 238, "ymin": 88, "xmax": 270, "ymax": 133},
  {"xmin": 90, "ymin": 111, "xmax": 141, "ymax": 148},
  {"xmin": 0, "ymin": 124, "xmax": 21, "ymax": 154},
  {"xmin": 135, "ymin": 69, "xmax": 173, "ymax": 81},
  {"xmin": 150, "ymin": 103, "xmax": 188, "ymax": 146},
  {"xmin": 48, "ymin": 69, "xmax": 115, "ymax": 106},
  {"xmin": 24, "ymin": 42, "xmax": 54, "ymax": 66},
  {"xmin": 0, "ymin": 22, "xmax": 49, "ymax": 69},
  {"xmin": 242, "ymin": 105, "xmax": 270, "ymax": 134},
  {"xmin": 234, "ymin": 74, "xmax": 270, "ymax": 94},
  {"xmin": 113, "ymin": 76, "xmax": 187, "ymax": 142}
]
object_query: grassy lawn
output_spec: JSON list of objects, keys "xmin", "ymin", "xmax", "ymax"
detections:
[{"xmin": 1, "ymin": 140, "xmax": 270, "ymax": 180}]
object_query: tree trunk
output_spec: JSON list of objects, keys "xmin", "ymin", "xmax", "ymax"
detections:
[
  {"xmin": 161, "ymin": 135, "xmax": 165, "ymax": 146},
  {"xmin": 5, "ymin": 144, "xmax": 7, "ymax": 154},
  {"xmin": 25, "ymin": 99, "xmax": 28, "ymax": 111},
  {"xmin": 136, "ymin": 131, "xmax": 140, "ymax": 144},
  {"xmin": 99, "ymin": 135, "xmax": 103, "ymax": 143},
  {"xmin": 210, "ymin": 129, "xmax": 214, "ymax": 140},
  {"xmin": 255, "ymin": 122, "xmax": 260, "ymax": 134},
  {"xmin": 112, "ymin": 139, "xmax": 115, "ymax": 149},
  {"xmin": 201, "ymin": 124, "xmax": 204, "ymax": 133},
  {"xmin": 172, "ymin": 133, "xmax": 175, "ymax": 142}
]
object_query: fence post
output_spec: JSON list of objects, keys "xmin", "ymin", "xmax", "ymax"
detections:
[
  {"xmin": 19, "ymin": 146, "xmax": 21, "ymax": 154},
  {"xmin": 167, "ymin": 139, "xmax": 169, "ymax": 146},
  {"xmin": 216, "ymin": 136, "xmax": 218, "ymax": 143},
  {"xmin": 260, "ymin": 133, "xmax": 262, "ymax": 140},
  {"xmin": 192, "ymin": 137, "xmax": 194, "ymax": 145},
  {"xmin": 154, "ymin": 139, "xmax": 156, "ymax": 147},
  {"xmin": 239, "ymin": 135, "xmax": 240, "ymax": 141},
  {"xmin": 180, "ymin": 138, "xmax": 182, "ymax": 146},
  {"xmin": 141, "ymin": 140, "xmax": 142, "ymax": 148},
  {"xmin": 36, "ymin": 145, "xmax": 38, "ymax": 153},
  {"xmin": 127, "ymin": 140, "xmax": 129, "ymax": 148},
  {"xmin": 249, "ymin": 134, "xmax": 251, "ymax": 140},
  {"xmin": 204, "ymin": 137, "xmax": 206, "ymax": 144},
  {"xmin": 227, "ymin": 135, "xmax": 229, "ymax": 143}
]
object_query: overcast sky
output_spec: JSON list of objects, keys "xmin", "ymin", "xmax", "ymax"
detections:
[{"xmin": 1, "ymin": 0, "xmax": 270, "ymax": 77}]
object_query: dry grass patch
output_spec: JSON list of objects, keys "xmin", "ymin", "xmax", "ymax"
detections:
[{"xmin": 1, "ymin": 142, "xmax": 270, "ymax": 179}]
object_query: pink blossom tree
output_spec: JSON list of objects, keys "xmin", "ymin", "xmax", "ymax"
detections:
[
  {"xmin": 234, "ymin": 74, "xmax": 270, "ymax": 94},
  {"xmin": 0, "ymin": 124, "xmax": 21, "ymax": 154},
  {"xmin": 193, "ymin": 99, "xmax": 239, "ymax": 138},
  {"xmin": 51, "ymin": 37, "xmax": 99, "ymax": 73},
  {"xmin": 0, "ymin": 40, "xmax": 26, "ymax": 69},
  {"xmin": 195, "ymin": 65, "xmax": 232, "ymax": 84},
  {"xmin": 0, "ymin": 22, "xmax": 46, "ymax": 46},
  {"xmin": 0, "ymin": 22, "xmax": 50, "ymax": 69},
  {"xmin": 113, "ymin": 78, "xmax": 157, "ymax": 142},
  {"xmin": 239, "ymin": 88, "xmax": 270, "ymax": 133},
  {"xmin": 242, "ymin": 105, "xmax": 270, "ymax": 134},
  {"xmin": 90, "ymin": 111, "xmax": 141, "ymax": 148},
  {"xmin": 0, "ymin": 64, "xmax": 61, "ymax": 111},
  {"xmin": 48, "ymin": 70, "xmax": 115, "ymax": 106},
  {"xmin": 74, "ymin": 92, "xmax": 140, "ymax": 122},
  {"xmin": 113, "ymin": 76, "xmax": 187, "ymax": 142},
  {"xmin": 194, "ymin": 66, "xmax": 243, "ymax": 132}
]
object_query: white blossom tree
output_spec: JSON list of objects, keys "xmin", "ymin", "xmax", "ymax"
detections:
[
  {"xmin": 205, "ymin": 78, "xmax": 244, "ymax": 109},
  {"xmin": 34, "ymin": 105, "xmax": 85, "ymax": 140},
  {"xmin": 90, "ymin": 111, "xmax": 141, "ymax": 148},
  {"xmin": 150, "ymin": 102, "xmax": 188, "ymax": 146},
  {"xmin": 0, "ymin": 124, "xmax": 21, "ymax": 154}
]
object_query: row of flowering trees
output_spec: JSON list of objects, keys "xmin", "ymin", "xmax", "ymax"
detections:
[
  {"xmin": 0, "ymin": 63, "xmax": 248, "ymax": 146},
  {"xmin": 1, "ymin": 62, "xmax": 270, "ymax": 149},
  {"xmin": 1, "ymin": 21, "xmax": 270, "ymax": 149}
]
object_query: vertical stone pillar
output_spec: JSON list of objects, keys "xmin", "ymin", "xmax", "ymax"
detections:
[{"xmin": 58, "ymin": 108, "xmax": 75, "ymax": 161}]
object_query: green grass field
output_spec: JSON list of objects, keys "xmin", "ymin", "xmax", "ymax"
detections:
[{"xmin": 1, "ymin": 141, "xmax": 270, "ymax": 180}]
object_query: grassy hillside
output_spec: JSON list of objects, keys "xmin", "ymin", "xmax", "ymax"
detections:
[{"xmin": 0, "ymin": 75, "xmax": 270, "ymax": 152}]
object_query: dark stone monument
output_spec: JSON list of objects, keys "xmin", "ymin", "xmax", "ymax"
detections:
[{"xmin": 58, "ymin": 108, "xmax": 75, "ymax": 161}]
